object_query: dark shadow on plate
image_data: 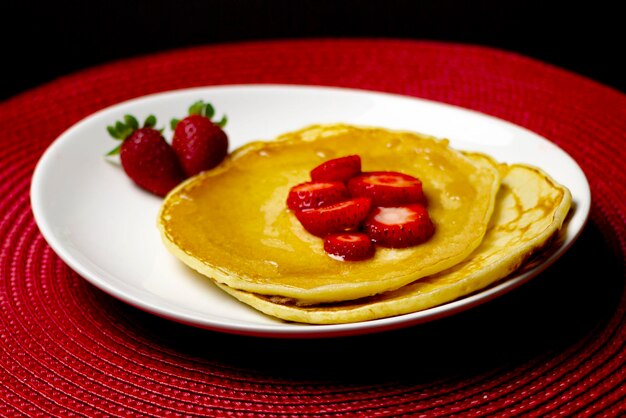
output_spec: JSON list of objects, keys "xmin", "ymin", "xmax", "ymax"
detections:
[{"xmin": 109, "ymin": 222, "xmax": 623, "ymax": 384}]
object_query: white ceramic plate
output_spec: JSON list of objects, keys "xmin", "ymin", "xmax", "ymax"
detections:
[{"xmin": 31, "ymin": 85, "xmax": 590, "ymax": 338}]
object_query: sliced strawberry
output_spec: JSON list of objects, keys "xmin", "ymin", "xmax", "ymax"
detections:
[
  {"xmin": 324, "ymin": 233, "xmax": 375, "ymax": 261},
  {"xmin": 287, "ymin": 181, "xmax": 349, "ymax": 210},
  {"xmin": 348, "ymin": 171, "xmax": 425, "ymax": 207},
  {"xmin": 310, "ymin": 155, "xmax": 361, "ymax": 182},
  {"xmin": 364, "ymin": 204, "xmax": 434, "ymax": 248},
  {"xmin": 295, "ymin": 198, "xmax": 371, "ymax": 237}
]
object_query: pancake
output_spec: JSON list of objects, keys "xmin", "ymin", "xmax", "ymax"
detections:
[
  {"xmin": 216, "ymin": 159, "xmax": 572, "ymax": 323},
  {"xmin": 158, "ymin": 124, "xmax": 501, "ymax": 304}
]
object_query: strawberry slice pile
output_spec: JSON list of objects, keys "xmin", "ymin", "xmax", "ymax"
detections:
[
  {"xmin": 106, "ymin": 100, "xmax": 228, "ymax": 197},
  {"xmin": 287, "ymin": 155, "xmax": 435, "ymax": 261}
]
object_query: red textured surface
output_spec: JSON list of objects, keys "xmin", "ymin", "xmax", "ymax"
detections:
[{"xmin": 1, "ymin": 39, "xmax": 625, "ymax": 416}]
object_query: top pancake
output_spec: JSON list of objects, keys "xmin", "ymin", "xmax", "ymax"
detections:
[{"xmin": 158, "ymin": 124, "xmax": 501, "ymax": 303}]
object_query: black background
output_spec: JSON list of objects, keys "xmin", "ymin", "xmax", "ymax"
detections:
[{"xmin": 3, "ymin": 0, "xmax": 624, "ymax": 100}]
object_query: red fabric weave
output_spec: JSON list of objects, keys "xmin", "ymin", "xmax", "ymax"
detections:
[{"xmin": 1, "ymin": 39, "xmax": 625, "ymax": 416}]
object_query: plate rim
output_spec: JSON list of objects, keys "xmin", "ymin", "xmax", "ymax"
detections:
[{"xmin": 30, "ymin": 83, "xmax": 591, "ymax": 338}]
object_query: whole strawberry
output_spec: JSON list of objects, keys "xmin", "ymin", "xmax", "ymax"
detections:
[
  {"xmin": 107, "ymin": 114, "xmax": 185, "ymax": 197},
  {"xmin": 171, "ymin": 100, "xmax": 228, "ymax": 177}
]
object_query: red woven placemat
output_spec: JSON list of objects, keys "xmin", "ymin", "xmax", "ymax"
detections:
[{"xmin": 1, "ymin": 39, "xmax": 625, "ymax": 416}]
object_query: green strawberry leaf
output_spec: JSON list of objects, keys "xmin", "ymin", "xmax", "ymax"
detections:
[
  {"xmin": 107, "ymin": 125, "xmax": 124, "ymax": 139},
  {"xmin": 144, "ymin": 114, "xmax": 157, "ymax": 128},
  {"xmin": 116, "ymin": 121, "xmax": 134, "ymax": 139},
  {"xmin": 203, "ymin": 102, "xmax": 215, "ymax": 119},
  {"xmin": 124, "ymin": 114, "xmax": 139, "ymax": 130},
  {"xmin": 170, "ymin": 118, "xmax": 180, "ymax": 131},
  {"xmin": 189, "ymin": 100, "xmax": 204, "ymax": 115},
  {"xmin": 114, "ymin": 120, "xmax": 126, "ymax": 133},
  {"xmin": 106, "ymin": 143, "xmax": 122, "ymax": 156},
  {"xmin": 215, "ymin": 115, "xmax": 228, "ymax": 128}
]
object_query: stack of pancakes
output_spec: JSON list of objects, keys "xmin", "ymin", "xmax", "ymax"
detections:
[{"xmin": 158, "ymin": 124, "xmax": 571, "ymax": 324}]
